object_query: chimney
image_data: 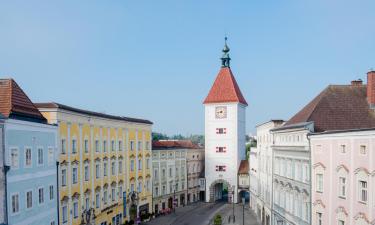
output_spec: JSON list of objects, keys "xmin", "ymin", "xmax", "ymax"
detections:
[
  {"xmin": 351, "ymin": 79, "xmax": 363, "ymax": 86},
  {"xmin": 367, "ymin": 71, "xmax": 375, "ymax": 108}
]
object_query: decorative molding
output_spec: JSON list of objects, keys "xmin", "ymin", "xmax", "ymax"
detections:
[
  {"xmin": 354, "ymin": 212, "xmax": 370, "ymax": 223},
  {"xmin": 336, "ymin": 164, "xmax": 349, "ymax": 173},
  {"xmin": 313, "ymin": 199, "xmax": 326, "ymax": 208},
  {"xmin": 313, "ymin": 162, "xmax": 326, "ymax": 170},
  {"xmin": 335, "ymin": 206, "xmax": 348, "ymax": 216},
  {"xmin": 354, "ymin": 167, "xmax": 370, "ymax": 175}
]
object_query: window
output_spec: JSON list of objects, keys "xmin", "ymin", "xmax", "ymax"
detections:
[
  {"xmin": 95, "ymin": 140, "xmax": 99, "ymax": 152},
  {"xmin": 360, "ymin": 145, "xmax": 366, "ymax": 155},
  {"xmin": 48, "ymin": 148, "xmax": 54, "ymax": 166},
  {"xmin": 38, "ymin": 188, "xmax": 44, "ymax": 204},
  {"xmin": 96, "ymin": 164, "xmax": 100, "ymax": 179},
  {"xmin": 146, "ymin": 180, "xmax": 150, "ymax": 192},
  {"xmin": 169, "ymin": 168, "xmax": 172, "ymax": 177},
  {"xmin": 131, "ymin": 184, "xmax": 135, "ymax": 192},
  {"xmin": 316, "ymin": 174, "xmax": 323, "ymax": 192},
  {"xmin": 138, "ymin": 159, "xmax": 142, "ymax": 171},
  {"xmin": 111, "ymin": 140, "xmax": 115, "ymax": 152},
  {"xmin": 84, "ymin": 140, "xmax": 89, "ymax": 153},
  {"xmin": 216, "ymin": 128, "xmax": 227, "ymax": 134},
  {"xmin": 162, "ymin": 169, "xmax": 166, "ymax": 178},
  {"xmin": 340, "ymin": 145, "xmax": 346, "ymax": 153},
  {"xmin": 85, "ymin": 197, "xmax": 90, "ymax": 210},
  {"xmin": 154, "ymin": 170, "xmax": 158, "ymax": 178},
  {"xmin": 84, "ymin": 165, "xmax": 89, "ymax": 181},
  {"xmin": 103, "ymin": 140, "xmax": 107, "ymax": 152},
  {"xmin": 138, "ymin": 141, "xmax": 142, "ymax": 150},
  {"xmin": 11, "ymin": 149, "xmax": 19, "ymax": 169},
  {"xmin": 111, "ymin": 162, "xmax": 116, "ymax": 175},
  {"xmin": 111, "ymin": 188, "xmax": 115, "ymax": 201},
  {"xmin": 11, "ymin": 194, "xmax": 19, "ymax": 213},
  {"xmin": 51, "ymin": 221, "xmax": 55, "ymax": 225},
  {"xmin": 130, "ymin": 141, "xmax": 134, "ymax": 151},
  {"xmin": 26, "ymin": 191, "xmax": 32, "ymax": 209},
  {"xmin": 37, "ymin": 148, "xmax": 44, "ymax": 165},
  {"xmin": 359, "ymin": 180, "xmax": 367, "ymax": 203},
  {"xmin": 339, "ymin": 177, "xmax": 346, "ymax": 198},
  {"xmin": 145, "ymin": 141, "xmax": 150, "ymax": 150},
  {"xmin": 62, "ymin": 205, "xmax": 68, "ymax": 223},
  {"xmin": 216, "ymin": 165, "xmax": 226, "ymax": 172},
  {"xmin": 130, "ymin": 160, "xmax": 134, "ymax": 171},
  {"xmin": 146, "ymin": 158, "xmax": 150, "ymax": 169},
  {"xmin": 155, "ymin": 187, "xmax": 159, "ymax": 196},
  {"xmin": 119, "ymin": 141, "xmax": 122, "ymax": 151},
  {"xmin": 49, "ymin": 185, "xmax": 54, "ymax": 200},
  {"xmin": 72, "ymin": 140, "xmax": 77, "ymax": 154},
  {"xmin": 95, "ymin": 193, "xmax": 100, "ymax": 208},
  {"xmin": 103, "ymin": 190, "xmax": 108, "ymax": 204},
  {"xmin": 61, "ymin": 139, "xmax": 66, "ymax": 154},
  {"xmin": 25, "ymin": 148, "xmax": 32, "ymax": 167},
  {"xmin": 138, "ymin": 182, "xmax": 142, "ymax": 192},
  {"xmin": 73, "ymin": 201, "xmax": 78, "ymax": 218},
  {"xmin": 61, "ymin": 169, "xmax": 67, "ymax": 186},
  {"xmin": 72, "ymin": 167, "xmax": 78, "ymax": 184},
  {"xmin": 316, "ymin": 212, "xmax": 322, "ymax": 225},
  {"xmin": 118, "ymin": 161, "xmax": 123, "ymax": 174},
  {"xmin": 118, "ymin": 186, "xmax": 123, "ymax": 198},
  {"xmin": 104, "ymin": 162, "xmax": 108, "ymax": 176},
  {"xmin": 338, "ymin": 220, "xmax": 344, "ymax": 225},
  {"xmin": 216, "ymin": 147, "xmax": 226, "ymax": 153}
]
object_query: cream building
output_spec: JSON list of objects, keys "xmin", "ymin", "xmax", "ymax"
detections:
[
  {"xmin": 36, "ymin": 103, "xmax": 153, "ymax": 225},
  {"xmin": 151, "ymin": 140, "xmax": 188, "ymax": 214},
  {"xmin": 186, "ymin": 146, "xmax": 205, "ymax": 203}
]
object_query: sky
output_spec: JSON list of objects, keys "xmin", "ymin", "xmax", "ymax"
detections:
[{"xmin": 1, "ymin": 1, "xmax": 375, "ymax": 136}]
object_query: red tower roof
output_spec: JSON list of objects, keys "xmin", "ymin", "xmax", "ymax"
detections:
[{"xmin": 203, "ymin": 67, "xmax": 248, "ymax": 106}]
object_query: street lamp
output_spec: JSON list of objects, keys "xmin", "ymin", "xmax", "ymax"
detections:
[
  {"xmin": 242, "ymin": 197, "xmax": 245, "ymax": 225},
  {"xmin": 232, "ymin": 185, "xmax": 235, "ymax": 223}
]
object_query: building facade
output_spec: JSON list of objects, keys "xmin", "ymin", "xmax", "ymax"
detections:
[
  {"xmin": 204, "ymin": 39, "xmax": 248, "ymax": 204},
  {"xmin": 255, "ymin": 120, "xmax": 284, "ymax": 225},
  {"xmin": 271, "ymin": 123, "xmax": 312, "ymax": 225},
  {"xmin": 186, "ymin": 146, "xmax": 204, "ymax": 203},
  {"xmin": 249, "ymin": 147, "xmax": 258, "ymax": 216},
  {"xmin": 310, "ymin": 129, "xmax": 375, "ymax": 225},
  {"xmin": 238, "ymin": 160, "xmax": 249, "ymax": 202},
  {"xmin": 152, "ymin": 141, "xmax": 188, "ymax": 214},
  {"xmin": 0, "ymin": 79, "xmax": 58, "ymax": 225},
  {"xmin": 36, "ymin": 103, "xmax": 153, "ymax": 225}
]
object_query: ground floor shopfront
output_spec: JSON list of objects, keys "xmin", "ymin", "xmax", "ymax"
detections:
[{"xmin": 153, "ymin": 191, "xmax": 187, "ymax": 214}]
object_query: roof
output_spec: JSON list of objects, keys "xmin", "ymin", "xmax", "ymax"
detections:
[
  {"xmin": 152, "ymin": 140, "xmax": 201, "ymax": 150},
  {"xmin": 284, "ymin": 85, "xmax": 375, "ymax": 132},
  {"xmin": 0, "ymin": 79, "xmax": 47, "ymax": 123},
  {"xmin": 203, "ymin": 67, "xmax": 248, "ymax": 106},
  {"xmin": 35, "ymin": 102, "xmax": 153, "ymax": 125},
  {"xmin": 256, "ymin": 119, "xmax": 285, "ymax": 128},
  {"xmin": 238, "ymin": 160, "xmax": 249, "ymax": 174}
]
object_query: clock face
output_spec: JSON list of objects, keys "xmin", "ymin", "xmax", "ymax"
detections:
[{"xmin": 215, "ymin": 106, "xmax": 227, "ymax": 119}]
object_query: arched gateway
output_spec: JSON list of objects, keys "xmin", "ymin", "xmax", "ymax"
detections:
[{"xmin": 208, "ymin": 179, "xmax": 233, "ymax": 203}]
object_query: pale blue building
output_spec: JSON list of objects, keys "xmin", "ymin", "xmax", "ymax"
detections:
[{"xmin": 0, "ymin": 79, "xmax": 58, "ymax": 225}]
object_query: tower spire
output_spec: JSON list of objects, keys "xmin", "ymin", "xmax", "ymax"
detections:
[{"xmin": 221, "ymin": 37, "xmax": 231, "ymax": 68}]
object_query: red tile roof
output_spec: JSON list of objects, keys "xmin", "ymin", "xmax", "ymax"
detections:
[
  {"xmin": 238, "ymin": 160, "xmax": 249, "ymax": 174},
  {"xmin": 152, "ymin": 140, "xmax": 201, "ymax": 150},
  {"xmin": 0, "ymin": 79, "xmax": 46, "ymax": 123},
  {"xmin": 285, "ymin": 85, "xmax": 375, "ymax": 132},
  {"xmin": 203, "ymin": 67, "xmax": 248, "ymax": 106}
]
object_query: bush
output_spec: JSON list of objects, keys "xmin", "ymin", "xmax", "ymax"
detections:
[{"xmin": 214, "ymin": 214, "xmax": 222, "ymax": 225}]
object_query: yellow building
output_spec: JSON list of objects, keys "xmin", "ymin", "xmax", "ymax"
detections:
[{"xmin": 36, "ymin": 103, "xmax": 153, "ymax": 225}]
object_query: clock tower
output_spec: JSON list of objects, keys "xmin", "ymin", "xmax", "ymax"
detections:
[{"xmin": 203, "ymin": 38, "xmax": 248, "ymax": 203}]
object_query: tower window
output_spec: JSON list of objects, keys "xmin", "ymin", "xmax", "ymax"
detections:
[
  {"xmin": 216, "ymin": 128, "xmax": 227, "ymax": 134},
  {"xmin": 216, "ymin": 147, "xmax": 226, "ymax": 153},
  {"xmin": 216, "ymin": 165, "xmax": 226, "ymax": 172}
]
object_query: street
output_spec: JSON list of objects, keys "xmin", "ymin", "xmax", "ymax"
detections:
[{"xmin": 143, "ymin": 202, "xmax": 260, "ymax": 225}]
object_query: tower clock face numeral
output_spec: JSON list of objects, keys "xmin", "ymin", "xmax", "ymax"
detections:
[{"xmin": 215, "ymin": 106, "xmax": 227, "ymax": 119}]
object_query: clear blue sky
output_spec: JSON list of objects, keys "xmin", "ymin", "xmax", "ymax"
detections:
[{"xmin": 1, "ymin": 1, "xmax": 374, "ymax": 135}]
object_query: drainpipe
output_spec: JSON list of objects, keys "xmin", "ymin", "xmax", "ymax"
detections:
[
  {"xmin": 307, "ymin": 133, "xmax": 312, "ymax": 225},
  {"xmin": 56, "ymin": 161, "xmax": 60, "ymax": 225}
]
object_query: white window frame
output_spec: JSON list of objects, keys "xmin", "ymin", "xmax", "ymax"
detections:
[
  {"xmin": 48, "ymin": 147, "xmax": 54, "ymax": 166},
  {"xmin": 62, "ymin": 205, "xmax": 68, "ymax": 223},
  {"xmin": 26, "ymin": 190, "xmax": 33, "ymax": 209},
  {"xmin": 49, "ymin": 184, "xmax": 54, "ymax": 200},
  {"xmin": 37, "ymin": 147, "xmax": 44, "ymax": 166},
  {"xmin": 316, "ymin": 174, "xmax": 323, "ymax": 193},
  {"xmin": 338, "ymin": 177, "xmax": 346, "ymax": 198},
  {"xmin": 73, "ymin": 200, "xmax": 79, "ymax": 218},
  {"xmin": 61, "ymin": 139, "xmax": 66, "ymax": 154},
  {"xmin": 10, "ymin": 148, "xmax": 19, "ymax": 169},
  {"xmin": 95, "ymin": 192, "xmax": 100, "ymax": 208},
  {"xmin": 358, "ymin": 180, "xmax": 368, "ymax": 203},
  {"xmin": 61, "ymin": 168, "xmax": 67, "ymax": 186},
  {"xmin": 11, "ymin": 192, "xmax": 20, "ymax": 214},
  {"xmin": 72, "ymin": 167, "xmax": 78, "ymax": 184},
  {"xmin": 84, "ymin": 164, "xmax": 89, "ymax": 181},
  {"xmin": 38, "ymin": 187, "xmax": 44, "ymax": 205},
  {"xmin": 72, "ymin": 139, "xmax": 77, "ymax": 154},
  {"xmin": 84, "ymin": 139, "xmax": 89, "ymax": 153},
  {"xmin": 25, "ymin": 147, "xmax": 32, "ymax": 168}
]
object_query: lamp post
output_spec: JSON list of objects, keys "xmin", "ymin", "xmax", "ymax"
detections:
[
  {"xmin": 242, "ymin": 197, "xmax": 245, "ymax": 225},
  {"xmin": 232, "ymin": 185, "xmax": 235, "ymax": 223}
]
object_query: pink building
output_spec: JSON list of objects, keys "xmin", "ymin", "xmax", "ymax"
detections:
[{"xmin": 310, "ymin": 71, "xmax": 375, "ymax": 225}]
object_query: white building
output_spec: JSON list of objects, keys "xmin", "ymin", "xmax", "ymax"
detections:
[
  {"xmin": 249, "ymin": 147, "xmax": 258, "ymax": 215},
  {"xmin": 203, "ymin": 39, "xmax": 248, "ymax": 203},
  {"xmin": 152, "ymin": 140, "xmax": 188, "ymax": 214},
  {"xmin": 255, "ymin": 120, "xmax": 284, "ymax": 225},
  {"xmin": 186, "ymin": 146, "xmax": 205, "ymax": 203}
]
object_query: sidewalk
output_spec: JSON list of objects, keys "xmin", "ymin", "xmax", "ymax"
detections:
[{"xmin": 210, "ymin": 204, "xmax": 260, "ymax": 225}]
